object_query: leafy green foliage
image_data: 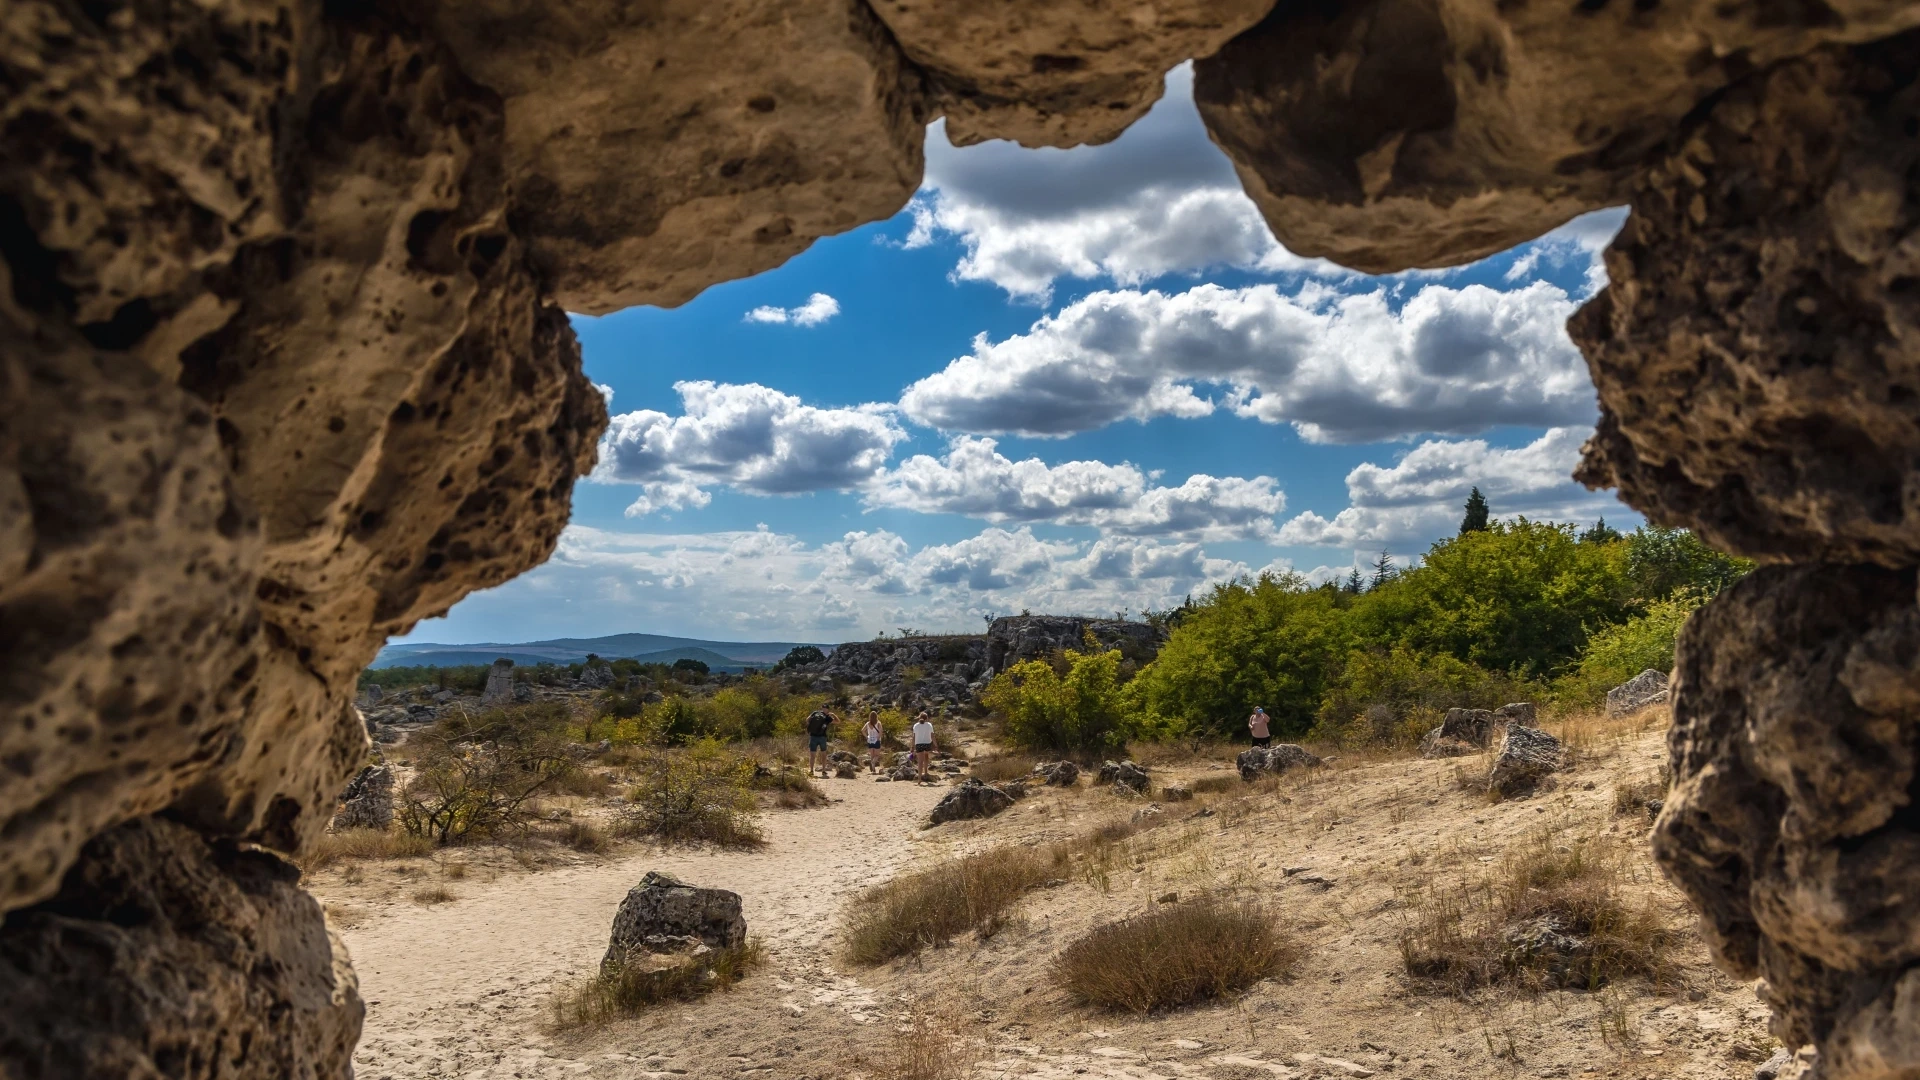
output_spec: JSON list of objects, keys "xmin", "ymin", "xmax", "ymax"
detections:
[
  {"xmin": 617, "ymin": 740, "xmax": 763, "ymax": 847},
  {"xmin": 981, "ymin": 648, "xmax": 1137, "ymax": 753},
  {"xmin": 1626, "ymin": 526, "xmax": 1752, "ymax": 600},
  {"xmin": 1555, "ymin": 591, "xmax": 1709, "ymax": 705},
  {"xmin": 774, "ymin": 645, "xmax": 826, "ymax": 671},
  {"xmin": 1460, "ymin": 486, "xmax": 1490, "ymax": 533},
  {"xmin": 358, "ymin": 664, "xmax": 491, "ymax": 692}
]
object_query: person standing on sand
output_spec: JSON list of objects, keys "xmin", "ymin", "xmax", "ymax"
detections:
[
  {"xmin": 806, "ymin": 706, "xmax": 837, "ymax": 777},
  {"xmin": 862, "ymin": 709, "xmax": 885, "ymax": 774},
  {"xmin": 911, "ymin": 711, "xmax": 937, "ymax": 783},
  {"xmin": 1248, "ymin": 706, "xmax": 1272, "ymax": 748}
]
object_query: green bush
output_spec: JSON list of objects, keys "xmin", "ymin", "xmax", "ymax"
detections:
[
  {"xmin": 397, "ymin": 703, "xmax": 578, "ymax": 844},
  {"xmin": 1555, "ymin": 591, "xmax": 1707, "ymax": 705},
  {"xmin": 618, "ymin": 740, "xmax": 764, "ymax": 847},
  {"xmin": 981, "ymin": 647, "xmax": 1138, "ymax": 753},
  {"xmin": 358, "ymin": 664, "xmax": 491, "ymax": 692}
]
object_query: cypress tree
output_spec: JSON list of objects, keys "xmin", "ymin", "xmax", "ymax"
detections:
[
  {"xmin": 1460, "ymin": 486, "xmax": 1490, "ymax": 533},
  {"xmin": 1370, "ymin": 550, "xmax": 1396, "ymax": 590}
]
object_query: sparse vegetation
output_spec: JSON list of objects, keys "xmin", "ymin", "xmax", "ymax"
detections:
[
  {"xmin": 969, "ymin": 754, "xmax": 1034, "ymax": 784},
  {"xmin": 843, "ymin": 846, "xmax": 1054, "ymax": 965},
  {"xmin": 300, "ymin": 827, "xmax": 435, "ymax": 870},
  {"xmin": 1398, "ymin": 825, "xmax": 1677, "ymax": 994},
  {"xmin": 1051, "ymin": 899, "xmax": 1300, "ymax": 1012},
  {"xmin": 617, "ymin": 740, "xmax": 764, "ymax": 847},
  {"xmin": 398, "ymin": 703, "xmax": 580, "ymax": 844},
  {"xmin": 411, "ymin": 885, "xmax": 457, "ymax": 905},
  {"xmin": 548, "ymin": 940, "xmax": 766, "ymax": 1031}
]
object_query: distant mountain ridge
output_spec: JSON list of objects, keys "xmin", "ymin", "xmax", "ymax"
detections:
[{"xmin": 372, "ymin": 633, "xmax": 828, "ymax": 671}]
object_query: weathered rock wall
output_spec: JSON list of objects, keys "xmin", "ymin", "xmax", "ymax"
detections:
[{"xmin": 6, "ymin": 0, "xmax": 1920, "ymax": 1076}]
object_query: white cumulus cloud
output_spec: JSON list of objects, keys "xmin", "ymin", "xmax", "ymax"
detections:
[
  {"xmin": 1278, "ymin": 427, "xmax": 1625, "ymax": 550},
  {"xmin": 865, "ymin": 436, "xmax": 1284, "ymax": 540},
  {"xmin": 745, "ymin": 292, "xmax": 842, "ymax": 326},
  {"xmin": 595, "ymin": 382, "xmax": 904, "ymax": 516},
  {"xmin": 899, "ymin": 281, "xmax": 1594, "ymax": 444}
]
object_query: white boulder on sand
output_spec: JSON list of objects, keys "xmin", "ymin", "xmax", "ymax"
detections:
[{"xmin": 1607, "ymin": 669, "xmax": 1670, "ymax": 716}]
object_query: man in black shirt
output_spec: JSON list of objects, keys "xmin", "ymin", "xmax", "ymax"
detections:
[{"xmin": 806, "ymin": 707, "xmax": 837, "ymax": 777}]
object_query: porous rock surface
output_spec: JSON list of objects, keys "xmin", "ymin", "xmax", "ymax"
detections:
[
  {"xmin": 1236, "ymin": 743, "xmax": 1323, "ymax": 782},
  {"xmin": 8, "ymin": 0, "xmax": 1920, "ymax": 1074},
  {"xmin": 1608, "ymin": 669, "xmax": 1671, "ymax": 717},
  {"xmin": 603, "ymin": 871, "xmax": 747, "ymax": 973},
  {"xmin": 929, "ymin": 777, "xmax": 1016, "ymax": 824},
  {"xmin": 1486, "ymin": 725, "xmax": 1564, "ymax": 799},
  {"xmin": 0, "ymin": 816, "xmax": 362, "ymax": 1078}
]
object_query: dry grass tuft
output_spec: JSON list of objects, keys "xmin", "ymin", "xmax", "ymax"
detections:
[
  {"xmin": 969, "ymin": 754, "xmax": 1034, "ymax": 784},
  {"xmin": 559, "ymin": 819, "xmax": 611, "ymax": 853},
  {"xmin": 843, "ymin": 846, "xmax": 1054, "ymax": 965},
  {"xmin": 754, "ymin": 764, "xmax": 829, "ymax": 808},
  {"xmin": 1398, "ymin": 826, "xmax": 1677, "ymax": 995},
  {"xmin": 411, "ymin": 885, "xmax": 457, "ymax": 905},
  {"xmin": 875, "ymin": 1002, "xmax": 963, "ymax": 1080},
  {"xmin": 1189, "ymin": 774, "xmax": 1238, "ymax": 796},
  {"xmin": 1051, "ymin": 898, "xmax": 1299, "ymax": 1013},
  {"xmin": 548, "ymin": 941, "xmax": 765, "ymax": 1031},
  {"xmin": 1613, "ymin": 762, "xmax": 1673, "ymax": 817},
  {"xmin": 300, "ymin": 828, "xmax": 434, "ymax": 871}
]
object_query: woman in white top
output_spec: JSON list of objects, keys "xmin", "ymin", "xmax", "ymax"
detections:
[
  {"xmin": 910, "ymin": 712, "xmax": 936, "ymax": 783},
  {"xmin": 861, "ymin": 710, "xmax": 885, "ymax": 774}
]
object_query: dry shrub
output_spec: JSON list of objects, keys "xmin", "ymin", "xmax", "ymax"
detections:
[
  {"xmin": 299, "ymin": 827, "xmax": 434, "ymax": 871},
  {"xmin": 1398, "ymin": 827, "xmax": 1676, "ymax": 995},
  {"xmin": 843, "ymin": 847, "xmax": 1053, "ymax": 965},
  {"xmin": 754, "ymin": 765, "xmax": 828, "ymax": 808},
  {"xmin": 1189, "ymin": 774, "xmax": 1237, "ymax": 796},
  {"xmin": 1612, "ymin": 762, "xmax": 1673, "ymax": 817},
  {"xmin": 559, "ymin": 819, "xmax": 611, "ymax": 853},
  {"xmin": 548, "ymin": 940, "xmax": 765, "ymax": 1031},
  {"xmin": 617, "ymin": 741, "xmax": 764, "ymax": 847},
  {"xmin": 411, "ymin": 885, "xmax": 457, "ymax": 905},
  {"xmin": 1051, "ymin": 899, "xmax": 1298, "ymax": 1013},
  {"xmin": 869, "ymin": 1002, "xmax": 962, "ymax": 1080},
  {"xmin": 398, "ymin": 704, "xmax": 579, "ymax": 844},
  {"xmin": 553, "ymin": 768, "xmax": 614, "ymax": 798},
  {"xmin": 969, "ymin": 754, "xmax": 1034, "ymax": 784}
]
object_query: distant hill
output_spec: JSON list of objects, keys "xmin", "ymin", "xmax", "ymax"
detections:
[{"xmin": 371, "ymin": 633, "xmax": 828, "ymax": 670}]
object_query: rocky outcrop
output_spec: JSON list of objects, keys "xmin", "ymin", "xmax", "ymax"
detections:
[
  {"xmin": 811, "ymin": 636, "xmax": 991, "ymax": 711},
  {"xmin": 986, "ymin": 616, "xmax": 1163, "ymax": 672},
  {"xmin": 929, "ymin": 778, "xmax": 1016, "ymax": 825},
  {"xmin": 1098, "ymin": 760, "xmax": 1151, "ymax": 794},
  {"xmin": 482, "ymin": 659, "xmax": 518, "ymax": 706},
  {"xmin": 603, "ymin": 871, "xmax": 747, "ymax": 973},
  {"xmin": 1236, "ymin": 744, "xmax": 1324, "ymax": 782},
  {"xmin": 332, "ymin": 765, "xmax": 395, "ymax": 831},
  {"xmin": 1032, "ymin": 761, "xmax": 1081, "ymax": 786},
  {"xmin": 872, "ymin": 0, "xmax": 1271, "ymax": 149},
  {"xmin": 0, "ymin": 817, "xmax": 363, "ymax": 1077},
  {"xmin": 1608, "ymin": 670, "xmax": 1672, "ymax": 717},
  {"xmin": 1487, "ymin": 726, "xmax": 1565, "ymax": 799}
]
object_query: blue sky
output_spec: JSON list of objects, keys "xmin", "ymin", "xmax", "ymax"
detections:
[{"xmin": 402, "ymin": 67, "xmax": 1634, "ymax": 645}]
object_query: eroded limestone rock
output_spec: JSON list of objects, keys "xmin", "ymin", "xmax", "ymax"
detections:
[
  {"xmin": 1656, "ymin": 565, "xmax": 1920, "ymax": 1074},
  {"xmin": 603, "ymin": 871, "xmax": 747, "ymax": 973},
  {"xmin": 0, "ymin": 816, "xmax": 363, "ymax": 1079},
  {"xmin": 1193, "ymin": 0, "xmax": 1920, "ymax": 274},
  {"xmin": 929, "ymin": 778, "xmax": 1016, "ymax": 824},
  {"xmin": 1574, "ymin": 37, "xmax": 1920, "ymax": 566},
  {"xmin": 872, "ymin": 0, "xmax": 1273, "ymax": 149}
]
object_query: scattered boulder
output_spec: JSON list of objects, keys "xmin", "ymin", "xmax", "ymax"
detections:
[
  {"xmin": 602, "ymin": 871, "xmax": 746, "ymax": 973},
  {"xmin": 578, "ymin": 661, "xmax": 615, "ymax": 689},
  {"xmin": 358, "ymin": 683, "xmax": 384, "ymax": 706},
  {"xmin": 829, "ymin": 750, "xmax": 858, "ymax": 765},
  {"xmin": 431, "ymin": 689, "xmax": 455, "ymax": 704},
  {"xmin": 1236, "ymin": 744, "xmax": 1323, "ymax": 782},
  {"xmin": 1160, "ymin": 783, "xmax": 1193, "ymax": 802},
  {"xmin": 1002, "ymin": 779, "xmax": 1030, "ymax": 801},
  {"xmin": 481, "ymin": 658, "xmax": 516, "ymax": 705},
  {"xmin": 1418, "ymin": 728, "xmax": 1481, "ymax": 759},
  {"xmin": 1439, "ymin": 707, "xmax": 1498, "ymax": 747},
  {"xmin": 1098, "ymin": 760, "xmax": 1150, "ymax": 793},
  {"xmin": 1032, "ymin": 761, "xmax": 1080, "ymax": 786},
  {"xmin": 1495, "ymin": 702, "xmax": 1538, "ymax": 727},
  {"xmin": 834, "ymin": 761, "xmax": 857, "ymax": 779},
  {"xmin": 1607, "ymin": 670, "xmax": 1670, "ymax": 716},
  {"xmin": 1488, "ymin": 726, "xmax": 1566, "ymax": 798},
  {"xmin": 332, "ymin": 765, "xmax": 393, "ymax": 831},
  {"xmin": 929, "ymin": 779, "xmax": 1015, "ymax": 824},
  {"xmin": 889, "ymin": 763, "xmax": 922, "ymax": 782}
]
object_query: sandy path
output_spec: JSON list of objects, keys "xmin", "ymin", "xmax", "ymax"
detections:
[{"xmin": 335, "ymin": 775, "xmax": 949, "ymax": 1080}]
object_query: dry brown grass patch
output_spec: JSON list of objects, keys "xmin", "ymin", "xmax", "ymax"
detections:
[
  {"xmin": 299, "ymin": 828, "xmax": 434, "ymax": 871},
  {"xmin": 1188, "ymin": 774, "xmax": 1237, "ymax": 796},
  {"xmin": 411, "ymin": 885, "xmax": 457, "ymax": 905},
  {"xmin": 843, "ymin": 846, "xmax": 1054, "ymax": 965},
  {"xmin": 1397, "ymin": 825, "xmax": 1677, "ymax": 995},
  {"xmin": 969, "ymin": 754, "xmax": 1034, "ymax": 784},
  {"xmin": 558, "ymin": 818, "xmax": 611, "ymax": 853},
  {"xmin": 548, "ymin": 940, "xmax": 766, "ymax": 1031},
  {"xmin": 1051, "ymin": 898, "xmax": 1299, "ymax": 1013}
]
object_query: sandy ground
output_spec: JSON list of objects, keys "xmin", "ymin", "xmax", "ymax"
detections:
[
  {"xmin": 320, "ymin": 773, "xmax": 950, "ymax": 1080},
  {"xmin": 315, "ymin": 715, "xmax": 1784, "ymax": 1080}
]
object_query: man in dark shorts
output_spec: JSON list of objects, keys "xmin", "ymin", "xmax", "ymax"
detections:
[
  {"xmin": 806, "ymin": 707, "xmax": 836, "ymax": 777},
  {"xmin": 1248, "ymin": 706, "xmax": 1272, "ymax": 748}
]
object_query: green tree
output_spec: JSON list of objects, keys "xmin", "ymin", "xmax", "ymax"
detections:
[
  {"xmin": 774, "ymin": 645, "xmax": 825, "ymax": 671},
  {"xmin": 1557, "ymin": 591, "xmax": 1709, "ymax": 704},
  {"xmin": 1626, "ymin": 526, "xmax": 1751, "ymax": 600},
  {"xmin": 981, "ymin": 648, "xmax": 1133, "ymax": 753},
  {"xmin": 1460, "ymin": 486, "xmax": 1491, "ymax": 533},
  {"xmin": 1369, "ymin": 550, "xmax": 1397, "ymax": 590},
  {"xmin": 1579, "ymin": 518, "xmax": 1622, "ymax": 545}
]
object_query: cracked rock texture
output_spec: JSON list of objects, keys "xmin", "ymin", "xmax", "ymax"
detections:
[
  {"xmin": 1573, "ymin": 36, "xmax": 1920, "ymax": 566},
  {"xmin": 1194, "ymin": 0, "xmax": 1920, "ymax": 274},
  {"xmin": 0, "ymin": 816, "xmax": 362, "ymax": 1079},
  {"xmin": 1656, "ymin": 565, "xmax": 1920, "ymax": 1079},
  {"xmin": 870, "ymin": 0, "xmax": 1272, "ymax": 149}
]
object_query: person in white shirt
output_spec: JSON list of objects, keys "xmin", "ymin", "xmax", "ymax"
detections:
[
  {"xmin": 910, "ymin": 712, "xmax": 937, "ymax": 782},
  {"xmin": 861, "ymin": 709, "xmax": 885, "ymax": 774}
]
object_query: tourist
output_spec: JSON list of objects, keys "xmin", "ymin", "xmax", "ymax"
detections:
[
  {"xmin": 1248, "ymin": 705, "xmax": 1272, "ymax": 748},
  {"xmin": 911, "ymin": 711, "xmax": 937, "ymax": 782},
  {"xmin": 806, "ymin": 706, "xmax": 836, "ymax": 777},
  {"xmin": 862, "ymin": 709, "xmax": 885, "ymax": 774}
]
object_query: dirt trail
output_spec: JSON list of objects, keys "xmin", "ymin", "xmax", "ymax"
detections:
[{"xmin": 331, "ymin": 775, "xmax": 949, "ymax": 1080}]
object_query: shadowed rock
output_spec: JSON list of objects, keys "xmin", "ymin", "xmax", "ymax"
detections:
[
  {"xmin": 929, "ymin": 778, "xmax": 1016, "ymax": 824},
  {"xmin": 1608, "ymin": 670, "xmax": 1671, "ymax": 717},
  {"xmin": 603, "ymin": 871, "xmax": 747, "ymax": 973},
  {"xmin": 1099, "ymin": 759, "xmax": 1152, "ymax": 793},
  {"xmin": 332, "ymin": 765, "xmax": 395, "ymax": 831},
  {"xmin": 1236, "ymin": 744, "xmax": 1323, "ymax": 782},
  {"xmin": 1488, "ymin": 726, "xmax": 1564, "ymax": 798}
]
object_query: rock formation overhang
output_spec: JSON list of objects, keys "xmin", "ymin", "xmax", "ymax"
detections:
[{"xmin": 5, "ymin": 1, "xmax": 1920, "ymax": 1076}]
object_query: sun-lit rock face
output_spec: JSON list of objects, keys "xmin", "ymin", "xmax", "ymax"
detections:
[
  {"xmin": 869, "ymin": 0, "xmax": 1273, "ymax": 149},
  {"xmin": 5, "ymin": 0, "xmax": 1920, "ymax": 1075},
  {"xmin": 1193, "ymin": 0, "xmax": 1920, "ymax": 274}
]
